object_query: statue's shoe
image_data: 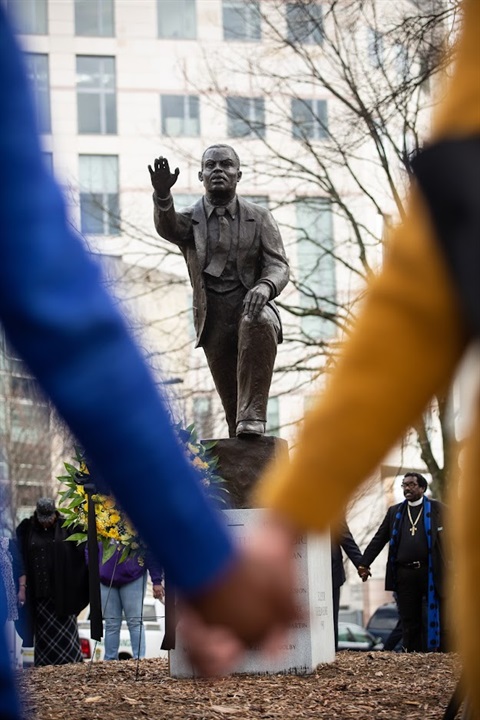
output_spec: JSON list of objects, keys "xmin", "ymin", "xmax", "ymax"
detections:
[{"xmin": 236, "ymin": 420, "xmax": 265, "ymax": 436}]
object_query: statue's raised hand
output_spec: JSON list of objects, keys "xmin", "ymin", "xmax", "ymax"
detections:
[{"xmin": 148, "ymin": 156, "xmax": 180, "ymax": 198}]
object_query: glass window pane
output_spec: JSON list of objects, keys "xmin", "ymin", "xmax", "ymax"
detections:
[
  {"xmin": 244, "ymin": 195, "xmax": 269, "ymax": 208},
  {"xmin": 78, "ymin": 94, "xmax": 102, "ymax": 134},
  {"xmin": 315, "ymin": 100, "xmax": 328, "ymax": 138},
  {"xmin": 287, "ymin": 3, "xmax": 323, "ymax": 45},
  {"xmin": 292, "ymin": 98, "xmax": 327, "ymax": 140},
  {"xmin": 227, "ymin": 97, "xmax": 246, "ymax": 137},
  {"xmin": 227, "ymin": 97, "xmax": 265, "ymax": 138},
  {"xmin": 99, "ymin": 0, "xmax": 115, "ymax": 36},
  {"xmin": 175, "ymin": 194, "xmax": 201, "ymax": 210},
  {"xmin": 75, "ymin": 0, "xmax": 114, "ymax": 37},
  {"xmin": 79, "ymin": 156, "xmax": 119, "ymax": 236},
  {"xmin": 107, "ymin": 194, "xmax": 120, "ymax": 235},
  {"xmin": 161, "ymin": 95, "xmax": 199, "ymax": 136},
  {"xmin": 296, "ymin": 199, "xmax": 336, "ymax": 339},
  {"xmin": 158, "ymin": 0, "xmax": 196, "ymax": 39},
  {"xmin": 7, "ymin": 0, "xmax": 48, "ymax": 35},
  {"xmin": 25, "ymin": 54, "xmax": 51, "ymax": 134},
  {"xmin": 76, "ymin": 56, "xmax": 116, "ymax": 135},
  {"xmin": 253, "ymin": 97, "xmax": 265, "ymax": 137},
  {"xmin": 105, "ymin": 93, "xmax": 117, "ymax": 134},
  {"xmin": 267, "ymin": 397, "xmax": 280, "ymax": 436},
  {"xmin": 223, "ymin": 1, "xmax": 261, "ymax": 41},
  {"xmin": 80, "ymin": 193, "xmax": 105, "ymax": 235},
  {"xmin": 193, "ymin": 397, "xmax": 214, "ymax": 438}
]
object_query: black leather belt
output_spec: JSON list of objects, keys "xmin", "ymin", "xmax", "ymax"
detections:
[{"xmin": 397, "ymin": 561, "xmax": 423, "ymax": 569}]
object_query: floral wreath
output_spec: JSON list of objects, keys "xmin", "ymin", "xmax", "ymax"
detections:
[{"xmin": 58, "ymin": 424, "xmax": 227, "ymax": 565}]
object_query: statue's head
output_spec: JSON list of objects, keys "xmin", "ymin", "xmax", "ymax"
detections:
[{"xmin": 199, "ymin": 144, "xmax": 242, "ymax": 202}]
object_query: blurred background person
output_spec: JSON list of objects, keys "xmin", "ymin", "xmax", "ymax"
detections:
[
  {"xmin": 331, "ymin": 520, "xmax": 364, "ymax": 651},
  {"xmin": 0, "ymin": 536, "xmax": 25, "ymax": 669},
  {"xmin": 99, "ymin": 544, "xmax": 163, "ymax": 661},
  {"xmin": 15, "ymin": 499, "xmax": 88, "ymax": 666}
]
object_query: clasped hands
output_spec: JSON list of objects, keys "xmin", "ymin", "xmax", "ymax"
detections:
[{"xmin": 357, "ymin": 565, "xmax": 371, "ymax": 582}]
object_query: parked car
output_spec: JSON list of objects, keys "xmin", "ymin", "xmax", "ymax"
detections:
[
  {"xmin": 337, "ymin": 622, "xmax": 383, "ymax": 651},
  {"xmin": 366, "ymin": 602, "xmax": 401, "ymax": 649},
  {"xmin": 78, "ymin": 597, "xmax": 167, "ymax": 661}
]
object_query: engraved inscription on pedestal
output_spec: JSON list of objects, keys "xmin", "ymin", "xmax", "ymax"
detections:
[{"xmin": 169, "ymin": 508, "xmax": 335, "ymax": 677}]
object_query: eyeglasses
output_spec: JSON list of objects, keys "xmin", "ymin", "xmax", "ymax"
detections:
[{"xmin": 401, "ymin": 481, "xmax": 418, "ymax": 489}]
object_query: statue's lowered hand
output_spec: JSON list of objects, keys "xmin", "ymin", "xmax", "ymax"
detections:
[
  {"xmin": 148, "ymin": 156, "xmax": 180, "ymax": 198},
  {"xmin": 243, "ymin": 284, "xmax": 271, "ymax": 319}
]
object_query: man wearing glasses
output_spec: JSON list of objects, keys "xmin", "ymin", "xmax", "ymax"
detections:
[{"xmin": 357, "ymin": 472, "xmax": 447, "ymax": 652}]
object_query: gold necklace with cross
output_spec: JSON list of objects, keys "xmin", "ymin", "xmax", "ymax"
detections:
[{"xmin": 407, "ymin": 504, "xmax": 424, "ymax": 536}]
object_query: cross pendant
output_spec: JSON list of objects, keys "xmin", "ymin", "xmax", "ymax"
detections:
[{"xmin": 410, "ymin": 526, "xmax": 417, "ymax": 536}]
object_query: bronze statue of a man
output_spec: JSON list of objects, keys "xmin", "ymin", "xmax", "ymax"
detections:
[{"xmin": 149, "ymin": 144, "xmax": 289, "ymax": 438}]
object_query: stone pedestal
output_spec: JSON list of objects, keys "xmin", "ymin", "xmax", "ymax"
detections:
[
  {"xmin": 202, "ymin": 435, "xmax": 289, "ymax": 508},
  {"xmin": 169, "ymin": 508, "xmax": 335, "ymax": 677}
]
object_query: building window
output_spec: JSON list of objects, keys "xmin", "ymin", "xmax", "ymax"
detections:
[
  {"xmin": 175, "ymin": 194, "xmax": 201, "ymax": 210},
  {"xmin": 25, "ymin": 54, "xmax": 51, "ymax": 134},
  {"xmin": 158, "ymin": 0, "xmax": 196, "ymax": 39},
  {"xmin": 79, "ymin": 155, "xmax": 120, "ymax": 236},
  {"xmin": 286, "ymin": 3, "xmax": 323, "ymax": 45},
  {"xmin": 267, "ymin": 397, "xmax": 280, "ymax": 437},
  {"xmin": 74, "ymin": 0, "xmax": 115, "ymax": 37},
  {"xmin": 223, "ymin": 1, "xmax": 261, "ymax": 41},
  {"xmin": 161, "ymin": 95, "xmax": 200, "ymax": 136},
  {"xmin": 7, "ymin": 0, "xmax": 47, "ymax": 35},
  {"xmin": 292, "ymin": 98, "xmax": 328, "ymax": 140},
  {"xmin": 76, "ymin": 56, "xmax": 117, "ymax": 135},
  {"xmin": 193, "ymin": 397, "xmax": 214, "ymax": 439},
  {"xmin": 244, "ymin": 195, "xmax": 269, "ymax": 208},
  {"xmin": 296, "ymin": 199, "xmax": 336, "ymax": 340},
  {"xmin": 227, "ymin": 97, "xmax": 265, "ymax": 138}
]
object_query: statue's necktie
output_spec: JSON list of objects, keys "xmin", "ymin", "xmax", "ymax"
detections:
[{"xmin": 204, "ymin": 206, "xmax": 231, "ymax": 277}]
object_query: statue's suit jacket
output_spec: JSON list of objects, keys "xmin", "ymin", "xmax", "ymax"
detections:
[{"xmin": 154, "ymin": 195, "xmax": 289, "ymax": 347}]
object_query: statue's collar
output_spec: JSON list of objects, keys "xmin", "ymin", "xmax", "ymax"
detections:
[{"xmin": 203, "ymin": 195, "xmax": 238, "ymax": 220}]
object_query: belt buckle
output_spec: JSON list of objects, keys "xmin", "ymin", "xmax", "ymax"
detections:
[{"xmin": 412, "ymin": 561, "xmax": 421, "ymax": 569}]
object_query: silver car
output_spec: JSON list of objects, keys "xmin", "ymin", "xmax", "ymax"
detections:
[{"xmin": 337, "ymin": 622, "xmax": 384, "ymax": 651}]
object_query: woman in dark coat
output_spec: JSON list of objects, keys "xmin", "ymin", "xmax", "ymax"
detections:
[{"xmin": 16, "ymin": 498, "xmax": 89, "ymax": 666}]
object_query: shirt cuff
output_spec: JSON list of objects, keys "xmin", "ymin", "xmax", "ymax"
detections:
[
  {"xmin": 258, "ymin": 279, "xmax": 276, "ymax": 299},
  {"xmin": 153, "ymin": 192, "xmax": 173, "ymax": 211}
]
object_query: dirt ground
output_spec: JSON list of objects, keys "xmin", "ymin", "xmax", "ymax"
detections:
[{"xmin": 16, "ymin": 651, "xmax": 460, "ymax": 720}]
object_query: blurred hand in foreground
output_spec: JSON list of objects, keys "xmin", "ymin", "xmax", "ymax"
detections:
[{"xmin": 182, "ymin": 512, "xmax": 301, "ymax": 675}]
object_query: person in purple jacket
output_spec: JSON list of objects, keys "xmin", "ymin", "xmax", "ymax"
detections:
[{"xmin": 99, "ymin": 547, "xmax": 163, "ymax": 660}]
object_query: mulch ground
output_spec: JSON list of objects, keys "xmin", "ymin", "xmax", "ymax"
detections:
[{"xmin": 17, "ymin": 651, "xmax": 460, "ymax": 720}]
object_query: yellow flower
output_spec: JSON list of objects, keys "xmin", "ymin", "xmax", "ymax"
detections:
[
  {"xmin": 193, "ymin": 456, "xmax": 209, "ymax": 470},
  {"xmin": 108, "ymin": 528, "xmax": 120, "ymax": 540},
  {"xmin": 109, "ymin": 513, "xmax": 121, "ymax": 524},
  {"xmin": 187, "ymin": 443, "xmax": 200, "ymax": 455}
]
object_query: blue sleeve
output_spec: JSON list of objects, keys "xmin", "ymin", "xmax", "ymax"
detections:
[
  {"xmin": 0, "ymin": 7, "xmax": 235, "ymax": 596},
  {"xmin": 146, "ymin": 551, "xmax": 164, "ymax": 586}
]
